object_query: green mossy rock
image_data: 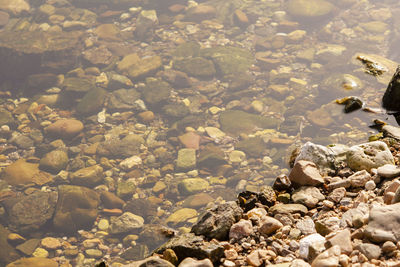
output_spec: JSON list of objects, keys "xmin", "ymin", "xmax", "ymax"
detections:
[
  {"xmin": 176, "ymin": 148, "xmax": 196, "ymax": 171},
  {"xmin": 141, "ymin": 78, "xmax": 171, "ymax": 106}
]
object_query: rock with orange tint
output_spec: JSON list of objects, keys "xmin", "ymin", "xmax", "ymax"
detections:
[
  {"xmin": 178, "ymin": 132, "xmax": 200, "ymax": 150},
  {"xmin": 44, "ymin": 119, "xmax": 84, "ymax": 139},
  {"xmin": 6, "ymin": 257, "xmax": 58, "ymax": 267}
]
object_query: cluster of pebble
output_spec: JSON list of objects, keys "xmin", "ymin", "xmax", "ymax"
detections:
[{"xmin": 122, "ymin": 127, "xmax": 400, "ymax": 267}]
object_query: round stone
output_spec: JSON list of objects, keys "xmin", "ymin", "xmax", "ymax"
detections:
[
  {"xmin": 41, "ymin": 237, "xmax": 61, "ymax": 250},
  {"xmin": 287, "ymin": 0, "xmax": 334, "ymax": 19},
  {"xmin": 98, "ymin": 219, "xmax": 109, "ymax": 231},
  {"xmin": 85, "ymin": 249, "xmax": 103, "ymax": 258}
]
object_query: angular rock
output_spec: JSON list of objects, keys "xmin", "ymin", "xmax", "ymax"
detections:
[
  {"xmin": 141, "ymin": 78, "xmax": 171, "ymax": 106},
  {"xmin": 292, "ymin": 186, "xmax": 325, "ymax": 208},
  {"xmin": 100, "ymin": 191, "xmax": 125, "ymax": 209},
  {"xmin": 76, "ymin": 87, "xmax": 107, "ymax": 115},
  {"xmin": 166, "ymin": 208, "xmax": 197, "ymax": 226},
  {"xmin": 326, "ymin": 229, "xmax": 352, "ymax": 255},
  {"xmin": 355, "ymin": 243, "xmax": 381, "ymax": 260},
  {"xmin": 1, "ymin": 159, "xmax": 53, "ymax": 186},
  {"xmin": 3, "ymin": 191, "xmax": 57, "ymax": 233},
  {"xmin": 289, "ymin": 160, "xmax": 324, "ymax": 186},
  {"xmin": 69, "ymin": 165, "xmax": 104, "ymax": 188},
  {"xmin": 155, "ymin": 233, "xmax": 224, "ymax": 264},
  {"xmin": 53, "ymin": 185, "xmax": 100, "ymax": 233},
  {"xmin": 311, "ymin": 245, "xmax": 340, "ymax": 267},
  {"xmin": 97, "ymin": 134, "xmax": 144, "ymax": 158},
  {"xmin": 109, "ymin": 212, "xmax": 144, "ymax": 234},
  {"xmin": 176, "ymin": 148, "xmax": 196, "ymax": 171},
  {"xmin": 365, "ymin": 202, "xmax": 400, "ymax": 243},
  {"xmin": 135, "ymin": 10, "xmax": 158, "ymax": 41},
  {"xmin": 191, "ymin": 201, "xmax": 242, "ymax": 240},
  {"xmin": 296, "ymin": 217, "xmax": 316, "ymax": 235},
  {"xmin": 299, "ymin": 234, "xmax": 326, "ymax": 259},
  {"xmin": 178, "ymin": 178, "xmax": 209, "ymax": 196},
  {"xmin": 346, "ymin": 141, "xmax": 394, "ymax": 171},
  {"xmin": 295, "ymin": 142, "xmax": 338, "ymax": 174},
  {"xmin": 347, "ymin": 170, "xmax": 371, "ymax": 187}
]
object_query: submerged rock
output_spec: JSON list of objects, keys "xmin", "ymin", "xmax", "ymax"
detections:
[
  {"xmin": 219, "ymin": 110, "xmax": 280, "ymax": 136},
  {"xmin": 287, "ymin": 0, "xmax": 334, "ymax": 20},
  {"xmin": 1, "ymin": 159, "xmax": 53, "ymax": 186},
  {"xmin": 53, "ymin": 185, "xmax": 100, "ymax": 233},
  {"xmin": 3, "ymin": 191, "xmax": 57, "ymax": 233}
]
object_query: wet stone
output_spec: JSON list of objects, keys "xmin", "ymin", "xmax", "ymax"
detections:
[
  {"xmin": 108, "ymin": 88, "xmax": 141, "ymax": 111},
  {"xmin": 39, "ymin": 149, "xmax": 68, "ymax": 173},
  {"xmin": 109, "ymin": 212, "xmax": 144, "ymax": 234},
  {"xmin": 76, "ymin": 87, "xmax": 107, "ymax": 115},
  {"xmin": 173, "ymin": 57, "xmax": 216, "ymax": 78},
  {"xmin": 6, "ymin": 257, "xmax": 58, "ymax": 267},
  {"xmin": 1, "ymin": 159, "xmax": 53, "ymax": 186},
  {"xmin": 0, "ymin": 11, "xmax": 9, "ymax": 27},
  {"xmin": 178, "ymin": 178, "xmax": 209, "ymax": 195},
  {"xmin": 0, "ymin": 225, "xmax": 20, "ymax": 266},
  {"xmin": 287, "ymin": 0, "xmax": 334, "ymax": 20},
  {"xmin": 44, "ymin": 119, "xmax": 84, "ymax": 140},
  {"xmin": 97, "ymin": 134, "xmax": 144, "ymax": 158},
  {"xmin": 53, "ymin": 185, "xmax": 100, "ymax": 233},
  {"xmin": 166, "ymin": 208, "xmax": 197, "ymax": 226},
  {"xmin": 176, "ymin": 148, "xmax": 196, "ymax": 171},
  {"xmin": 69, "ymin": 165, "xmax": 104, "ymax": 188}
]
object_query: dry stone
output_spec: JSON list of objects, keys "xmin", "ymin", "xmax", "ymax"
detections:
[
  {"xmin": 289, "ymin": 160, "xmax": 324, "ymax": 186},
  {"xmin": 346, "ymin": 141, "xmax": 394, "ymax": 171},
  {"xmin": 365, "ymin": 202, "xmax": 400, "ymax": 243}
]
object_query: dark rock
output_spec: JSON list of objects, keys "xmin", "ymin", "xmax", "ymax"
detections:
[
  {"xmin": 53, "ymin": 185, "xmax": 100, "ymax": 234},
  {"xmin": 3, "ymin": 191, "xmax": 57, "ymax": 233},
  {"xmin": 120, "ymin": 256, "xmax": 175, "ymax": 267},
  {"xmin": 97, "ymin": 134, "xmax": 144, "ymax": 158},
  {"xmin": 191, "ymin": 201, "xmax": 242, "ymax": 240},
  {"xmin": 82, "ymin": 45, "xmax": 114, "ymax": 67},
  {"xmin": 173, "ymin": 57, "xmax": 216, "ymax": 78},
  {"xmin": 123, "ymin": 198, "xmax": 157, "ymax": 222},
  {"xmin": 383, "ymin": 66, "xmax": 400, "ymax": 111},
  {"xmin": 154, "ymin": 232, "xmax": 224, "ymax": 264},
  {"xmin": 76, "ymin": 87, "xmax": 107, "ymax": 115},
  {"xmin": 141, "ymin": 78, "xmax": 171, "ymax": 106},
  {"xmin": 107, "ymin": 88, "xmax": 141, "ymax": 111},
  {"xmin": 197, "ymin": 144, "xmax": 227, "ymax": 170},
  {"xmin": 121, "ymin": 245, "xmax": 149, "ymax": 261},
  {"xmin": 100, "ymin": 191, "xmax": 125, "ymax": 209},
  {"xmin": 63, "ymin": 76, "xmax": 96, "ymax": 93},
  {"xmin": 16, "ymin": 238, "xmax": 40, "ymax": 255},
  {"xmin": 273, "ymin": 174, "xmax": 292, "ymax": 191},
  {"xmin": 26, "ymin": 73, "xmax": 58, "ymax": 90},
  {"xmin": 139, "ymin": 224, "xmax": 175, "ymax": 250},
  {"xmin": 0, "ymin": 224, "xmax": 20, "ymax": 266},
  {"xmin": 162, "ymin": 103, "xmax": 190, "ymax": 119}
]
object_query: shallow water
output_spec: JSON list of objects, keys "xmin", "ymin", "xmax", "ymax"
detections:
[{"xmin": 0, "ymin": 0, "xmax": 400, "ymax": 264}]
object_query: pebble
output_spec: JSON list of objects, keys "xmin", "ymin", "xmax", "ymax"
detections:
[
  {"xmin": 40, "ymin": 237, "xmax": 61, "ymax": 250},
  {"xmin": 229, "ymin": 219, "xmax": 253, "ymax": 240}
]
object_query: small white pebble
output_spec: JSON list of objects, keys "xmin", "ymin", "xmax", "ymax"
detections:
[
  {"xmin": 365, "ymin": 180, "xmax": 376, "ymax": 191},
  {"xmin": 322, "ymin": 200, "xmax": 334, "ymax": 209}
]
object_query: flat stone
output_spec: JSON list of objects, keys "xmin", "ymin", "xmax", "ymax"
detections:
[
  {"xmin": 69, "ymin": 165, "xmax": 104, "ymax": 188},
  {"xmin": 39, "ymin": 149, "xmax": 69, "ymax": 173},
  {"xmin": 355, "ymin": 243, "xmax": 381, "ymax": 260},
  {"xmin": 166, "ymin": 208, "xmax": 197, "ymax": 226},
  {"xmin": 365, "ymin": 202, "xmax": 400, "ymax": 242},
  {"xmin": 2, "ymin": 159, "xmax": 53, "ymax": 186},
  {"xmin": 326, "ymin": 229, "xmax": 352, "ymax": 255},
  {"xmin": 40, "ymin": 237, "xmax": 61, "ymax": 250},
  {"xmin": 289, "ymin": 160, "xmax": 324, "ymax": 186},
  {"xmin": 299, "ymin": 233, "xmax": 325, "ymax": 259},
  {"xmin": 178, "ymin": 257, "xmax": 213, "ymax": 267},
  {"xmin": 377, "ymin": 164, "xmax": 400, "ymax": 178},
  {"xmin": 176, "ymin": 148, "xmax": 196, "ymax": 171},
  {"xmin": 311, "ymin": 245, "xmax": 340, "ymax": 267},
  {"xmin": 382, "ymin": 125, "xmax": 400, "ymax": 140},
  {"xmin": 269, "ymin": 203, "xmax": 308, "ymax": 215},
  {"xmin": 6, "ymin": 257, "xmax": 58, "ymax": 267},
  {"xmin": 292, "ymin": 186, "xmax": 325, "ymax": 208},
  {"xmin": 109, "ymin": 212, "xmax": 144, "ymax": 234}
]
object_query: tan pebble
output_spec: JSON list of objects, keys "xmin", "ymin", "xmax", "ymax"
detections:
[
  {"xmin": 41, "ymin": 237, "xmax": 62, "ymax": 250},
  {"xmin": 7, "ymin": 233, "xmax": 26, "ymax": 245},
  {"xmin": 32, "ymin": 247, "xmax": 49, "ymax": 258}
]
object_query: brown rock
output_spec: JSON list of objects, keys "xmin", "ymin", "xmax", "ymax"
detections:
[
  {"xmin": 234, "ymin": 9, "xmax": 249, "ymax": 27},
  {"xmin": 178, "ymin": 132, "xmax": 200, "ymax": 150},
  {"xmin": 45, "ymin": 119, "xmax": 84, "ymax": 140},
  {"xmin": 6, "ymin": 257, "xmax": 58, "ymax": 267},
  {"xmin": 100, "ymin": 191, "xmax": 125, "ymax": 209},
  {"xmin": 184, "ymin": 5, "xmax": 216, "ymax": 22},
  {"xmin": 326, "ymin": 229, "xmax": 352, "ymax": 255},
  {"xmin": 289, "ymin": 160, "xmax": 324, "ymax": 186},
  {"xmin": 0, "ymin": 11, "xmax": 9, "ymax": 27},
  {"xmin": 1, "ymin": 159, "xmax": 53, "ymax": 186},
  {"xmin": 138, "ymin": 111, "xmax": 155, "ymax": 122},
  {"xmin": 259, "ymin": 216, "xmax": 283, "ymax": 236}
]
